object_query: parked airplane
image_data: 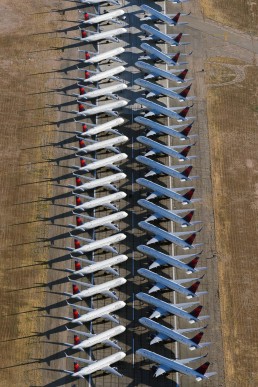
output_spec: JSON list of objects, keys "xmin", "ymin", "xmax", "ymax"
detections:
[
  {"xmin": 140, "ymin": 43, "xmax": 189, "ymax": 66},
  {"xmin": 73, "ymin": 136, "xmax": 128, "ymax": 154},
  {"xmin": 76, "ymin": 66, "xmax": 125, "ymax": 84},
  {"xmin": 73, "ymin": 154, "xmax": 128, "ymax": 173},
  {"xmin": 140, "ymin": 6, "xmax": 189, "ymax": 26},
  {"xmin": 67, "ymin": 233, "xmax": 126, "ymax": 254},
  {"xmin": 76, "ymin": 117, "xmax": 124, "ymax": 137},
  {"xmin": 135, "ymin": 79, "xmax": 194, "ymax": 102},
  {"xmin": 138, "ymin": 268, "xmax": 206, "ymax": 298},
  {"xmin": 138, "ymin": 221, "xmax": 203, "ymax": 250},
  {"xmin": 67, "ymin": 254, "xmax": 128, "ymax": 276},
  {"xmin": 136, "ymin": 349, "xmax": 216, "ymax": 380},
  {"xmin": 138, "ymin": 199, "xmax": 200, "ymax": 227},
  {"xmin": 72, "ymin": 0, "xmax": 120, "ymax": 5},
  {"xmin": 136, "ymin": 61, "xmax": 192, "ymax": 83},
  {"xmin": 74, "ymin": 27, "xmax": 127, "ymax": 43},
  {"xmin": 70, "ymin": 173, "xmax": 127, "ymax": 192},
  {"xmin": 72, "ymin": 100, "xmax": 128, "ymax": 118},
  {"xmin": 139, "ymin": 317, "xmax": 210, "ymax": 349},
  {"xmin": 136, "ymin": 156, "xmax": 197, "ymax": 181},
  {"xmin": 68, "ymin": 212, "xmax": 128, "ymax": 233},
  {"xmin": 65, "ymin": 301, "xmax": 126, "ymax": 324},
  {"xmin": 65, "ymin": 325, "xmax": 126, "ymax": 350},
  {"xmin": 78, "ymin": 47, "xmax": 125, "ymax": 65},
  {"xmin": 66, "ymin": 277, "xmax": 127, "ymax": 300},
  {"xmin": 136, "ymin": 292, "xmax": 209, "ymax": 323},
  {"xmin": 136, "ymin": 178, "xmax": 200, "ymax": 205},
  {"xmin": 136, "ymin": 98, "xmax": 194, "ymax": 121},
  {"xmin": 74, "ymin": 83, "xmax": 127, "ymax": 100},
  {"xmin": 137, "ymin": 136, "xmax": 195, "ymax": 161},
  {"xmin": 141, "ymin": 25, "xmax": 190, "ymax": 46},
  {"xmin": 71, "ymin": 192, "xmax": 127, "ymax": 212},
  {"xmin": 79, "ymin": 9, "xmax": 125, "ymax": 25},
  {"xmin": 135, "ymin": 116, "xmax": 195, "ymax": 141},
  {"xmin": 137, "ymin": 245, "xmax": 206, "ymax": 274},
  {"xmin": 64, "ymin": 351, "xmax": 126, "ymax": 378}
]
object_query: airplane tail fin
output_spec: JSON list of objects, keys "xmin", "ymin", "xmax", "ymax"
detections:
[
  {"xmin": 181, "ymin": 123, "xmax": 193, "ymax": 137},
  {"xmin": 72, "ymin": 284, "xmax": 80, "ymax": 295},
  {"xmin": 172, "ymin": 13, "xmax": 180, "ymax": 24},
  {"xmin": 180, "ymin": 145, "xmax": 192, "ymax": 157},
  {"xmin": 179, "ymin": 84, "xmax": 191, "ymax": 98},
  {"xmin": 191, "ymin": 331, "xmax": 204, "ymax": 345},
  {"xmin": 81, "ymin": 30, "xmax": 87, "ymax": 39},
  {"xmin": 78, "ymin": 103, "xmax": 85, "ymax": 112},
  {"xmin": 74, "ymin": 362, "xmax": 81, "ymax": 373},
  {"xmin": 195, "ymin": 361, "xmax": 210, "ymax": 375},
  {"xmin": 183, "ymin": 210, "xmax": 194, "ymax": 223},
  {"xmin": 184, "ymin": 232, "xmax": 197, "ymax": 246},
  {"xmin": 181, "ymin": 165, "xmax": 193, "ymax": 177},
  {"xmin": 190, "ymin": 305, "xmax": 203, "ymax": 318},
  {"xmin": 178, "ymin": 69, "xmax": 188, "ymax": 80},
  {"xmin": 183, "ymin": 188, "xmax": 195, "ymax": 200},
  {"xmin": 188, "ymin": 256, "xmax": 200, "ymax": 269},
  {"xmin": 74, "ymin": 261, "xmax": 82, "ymax": 271},
  {"xmin": 171, "ymin": 52, "xmax": 180, "ymax": 63},
  {"xmin": 74, "ymin": 335, "xmax": 81, "ymax": 346},
  {"xmin": 188, "ymin": 280, "xmax": 201, "ymax": 294},
  {"xmin": 179, "ymin": 105, "xmax": 192, "ymax": 118},
  {"xmin": 73, "ymin": 309, "xmax": 81, "ymax": 319},
  {"xmin": 174, "ymin": 32, "xmax": 183, "ymax": 43}
]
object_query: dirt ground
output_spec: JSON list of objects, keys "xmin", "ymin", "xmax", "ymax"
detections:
[
  {"xmin": 200, "ymin": 1, "xmax": 258, "ymax": 386},
  {"xmin": 0, "ymin": 1, "xmax": 65, "ymax": 385}
]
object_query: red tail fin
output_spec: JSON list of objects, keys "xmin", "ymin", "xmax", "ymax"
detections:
[
  {"xmin": 191, "ymin": 331, "xmax": 204, "ymax": 345},
  {"xmin": 180, "ymin": 84, "xmax": 191, "ymax": 98},
  {"xmin": 184, "ymin": 232, "xmax": 197, "ymax": 246},
  {"xmin": 174, "ymin": 32, "xmax": 183, "ymax": 43},
  {"xmin": 79, "ymin": 139, "xmax": 85, "ymax": 148},
  {"xmin": 180, "ymin": 145, "xmax": 191, "ymax": 157},
  {"xmin": 78, "ymin": 103, "xmax": 85, "ymax": 112},
  {"xmin": 82, "ymin": 123, "xmax": 87, "ymax": 132},
  {"xmin": 72, "ymin": 284, "xmax": 80, "ymax": 295},
  {"xmin": 74, "ymin": 261, "xmax": 82, "ymax": 271},
  {"xmin": 181, "ymin": 165, "xmax": 192, "ymax": 177},
  {"xmin": 80, "ymin": 158, "xmax": 86, "ymax": 168},
  {"xmin": 179, "ymin": 106, "xmax": 191, "ymax": 118},
  {"xmin": 188, "ymin": 280, "xmax": 201, "ymax": 294},
  {"xmin": 84, "ymin": 13, "xmax": 89, "ymax": 21},
  {"xmin": 74, "ymin": 362, "xmax": 81, "ymax": 372},
  {"xmin": 172, "ymin": 52, "xmax": 180, "ymax": 63},
  {"xmin": 76, "ymin": 197, "xmax": 82, "ymax": 206},
  {"xmin": 190, "ymin": 305, "xmax": 203, "ymax": 318},
  {"xmin": 178, "ymin": 69, "xmax": 188, "ymax": 80},
  {"xmin": 74, "ymin": 239, "xmax": 81, "ymax": 249},
  {"xmin": 79, "ymin": 86, "xmax": 85, "ymax": 95},
  {"xmin": 85, "ymin": 52, "xmax": 91, "ymax": 60},
  {"xmin": 188, "ymin": 256, "xmax": 200, "ymax": 269},
  {"xmin": 172, "ymin": 13, "xmax": 180, "ymax": 24},
  {"xmin": 195, "ymin": 362, "xmax": 210, "ymax": 375},
  {"xmin": 76, "ymin": 217, "xmax": 83, "ymax": 226},
  {"xmin": 183, "ymin": 210, "xmax": 194, "ymax": 223},
  {"xmin": 76, "ymin": 177, "xmax": 82, "ymax": 186},
  {"xmin": 73, "ymin": 309, "xmax": 80, "ymax": 319},
  {"xmin": 183, "ymin": 188, "xmax": 195, "ymax": 200},
  {"xmin": 74, "ymin": 335, "xmax": 81, "ymax": 345},
  {"xmin": 85, "ymin": 71, "xmax": 90, "ymax": 79},
  {"xmin": 81, "ymin": 30, "xmax": 87, "ymax": 38},
  {"xmin": 181, "ymin": 123, "xmax": 193, "ymax": 136}
]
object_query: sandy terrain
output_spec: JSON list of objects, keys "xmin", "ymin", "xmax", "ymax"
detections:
[
  {"xmin": 0, "ymin": 1, "xmax": 66, "ymax": 386},
  {"xmin": 198, "ymin": 0, "xmax": 258, "ymax": 386}
]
